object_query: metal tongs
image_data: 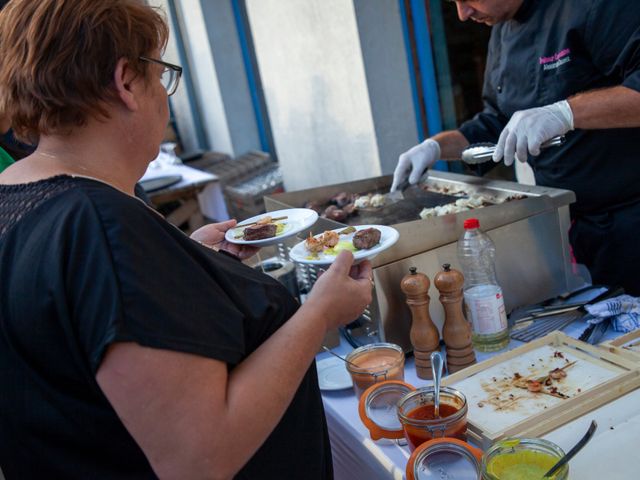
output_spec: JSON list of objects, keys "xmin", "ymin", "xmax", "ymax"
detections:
[
  {"xmin": 511, "ymin": 285, "xmax": 624, "ymax": 325},
  {"xmin": 509, "ymin": 285, "xmax": 624, "ymax": 343},
  {"xmin": 461, "ymin": 135, "xmax": 565, "ymax": 164}
]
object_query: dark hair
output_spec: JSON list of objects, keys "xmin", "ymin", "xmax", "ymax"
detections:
[{"xmin": 0, "ymin": 0, "xmax": 169, "ymax": 143}]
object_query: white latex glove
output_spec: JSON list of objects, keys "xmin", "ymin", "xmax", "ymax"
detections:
[
  {"xmin": 391, "ymin": 138, "xmax": 441, "ymax": 192},
  {"xmin": 493, "ymin": 100, "xmax": 574, "ymax": 166}
]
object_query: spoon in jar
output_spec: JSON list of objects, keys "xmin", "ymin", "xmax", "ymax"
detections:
[
  {"xmin": 543, "ymin": 420, "xmax": 597, "ymax": 478},
  {"xmin": 431, "ymin": 351, "xmax": 444, "ymax": 418},
  {"xmin": 322, "ymin": 346, "xmax": 360, "ymax": 368}
]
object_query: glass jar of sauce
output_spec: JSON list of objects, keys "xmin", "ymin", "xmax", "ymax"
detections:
[
  {"xmin": 358, "ymin": 381, "xmax": 468, "ymax": 452},
  {"xmin": 481, "ymin": 437, "xmax": 568, "ymax": 480},
  {"xmin": 406, "ymin": 437, "xmax": 483, "ymax": 480},
  {"xmin": 345, "ymin": 342, "xmax": 405, "ymax": 398},
  {"xmin": 398, "ymin": 387, "xmax": 468, "ymax": 450}
]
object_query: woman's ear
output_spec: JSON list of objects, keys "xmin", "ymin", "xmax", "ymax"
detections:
[{"xmin": 113, "ymin": 57, "xmax": 139, "ymax": 111}]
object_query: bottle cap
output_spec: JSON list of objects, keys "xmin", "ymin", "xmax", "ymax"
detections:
[{"xmin": 463, "ymin": 218, "xmax": 480, "ymax": 229}]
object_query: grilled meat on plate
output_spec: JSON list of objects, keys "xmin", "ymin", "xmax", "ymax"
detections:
[
  {"xmin": 352, "ymin": 227, "xmax": 381, "ymax": 250},
  {"xmin": 243, "ymin": 223, "xmax": 277, "ymax": 241}
]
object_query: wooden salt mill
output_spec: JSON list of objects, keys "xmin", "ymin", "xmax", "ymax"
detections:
[
  {"xmin": 400, "ymin": 267, "xmax": 440, "ymax": 379},
  {"xmin": 434, "ymin": 263, "xmax": 476, "ymax": 373}
]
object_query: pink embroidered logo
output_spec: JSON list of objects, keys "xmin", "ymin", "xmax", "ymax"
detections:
[{"xmin": 539, "ymin": 48, "xmax": 571, "ymax": 70}]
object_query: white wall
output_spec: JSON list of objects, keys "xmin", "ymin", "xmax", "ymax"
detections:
[
  {"xmin": 245, "ymin": 0, "xmax": 381, "ymax": 191},
  {"xmin": 150, "ymin": 0, "xmax": 202, "ymax": 153},
  {"xmin": 176, "ymin": 0, "xmax": 234, "ymax": 153}
]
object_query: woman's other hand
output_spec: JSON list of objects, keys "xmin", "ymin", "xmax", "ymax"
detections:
[
  {"xmin": 190, "ymin": 219, "xmax": 259, "ymax": 260},
  {"xmin": 305, "ymin": 250, "xmax": 373, "ymax": 331}
]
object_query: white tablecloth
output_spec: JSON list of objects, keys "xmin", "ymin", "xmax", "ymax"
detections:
[
  {"xmin": 318, "ymin": 322, "xmax": 640, "ymax": 479},
  {"xmin": 141, "ymin": 163, "xmax": 230, "ymax": 221}
]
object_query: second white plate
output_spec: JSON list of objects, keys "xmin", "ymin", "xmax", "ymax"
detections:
[{"xmin": 289, "ymin": 224, "xmax": 399, "ymax": 266}]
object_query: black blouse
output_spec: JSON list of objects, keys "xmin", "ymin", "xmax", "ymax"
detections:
[{"xmin": 0, "ymin": 176, "xmax": 331, "ymax": 479}]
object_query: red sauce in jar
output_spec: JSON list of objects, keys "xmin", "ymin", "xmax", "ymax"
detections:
[
  {"xmin": 402, "ymin": 403, "xmax": 467, "ymax": 451},
  {"xmin": 407, "ymin": 403, "xmax": 460, "ymax": 420}
]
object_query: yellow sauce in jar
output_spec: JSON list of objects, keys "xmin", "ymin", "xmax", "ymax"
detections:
[{"xmin": 485, "ymin": 449, "xmax": 559, "ymax": 480}]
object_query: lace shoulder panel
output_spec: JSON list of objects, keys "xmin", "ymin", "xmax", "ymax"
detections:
[{"xmin": 0, "ymin": 176, "xmax": 80, "ymax": 239}]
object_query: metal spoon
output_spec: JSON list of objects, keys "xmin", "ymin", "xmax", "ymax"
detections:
[
  {"xmin": 322, "ymin": 346, "xmax": 360, "ymax": 368},
  {"xmin": 430, "ymin": 351, "xmax": 444, "ymax": 418},
  {"xmin": 543, "ymin": 420, "xmax": 597, "ymax": 478}
]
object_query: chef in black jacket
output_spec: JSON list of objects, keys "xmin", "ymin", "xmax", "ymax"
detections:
[{"xmin": 392, "ymin": 0, "xmax": 640, "ymax": 295}]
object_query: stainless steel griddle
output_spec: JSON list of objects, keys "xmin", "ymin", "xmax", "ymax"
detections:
[{"xmin": 265, "ymin": 171, "xmax": 579, "ymax": 351}]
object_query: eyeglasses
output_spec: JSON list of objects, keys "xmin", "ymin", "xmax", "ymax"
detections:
[{"xmin": 139, "ymin": 56, "xmax": 183, "ymax": 96}]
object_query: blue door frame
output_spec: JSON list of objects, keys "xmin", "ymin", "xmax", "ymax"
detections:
[
  {"xmin": 231, "ymin": 0, "xmax": 275, "ymax": 158},
  {"xmin": 398, "ymin": 0, "xmax": 449, "ymax": 171}
]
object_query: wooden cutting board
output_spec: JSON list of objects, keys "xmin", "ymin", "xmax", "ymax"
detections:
[{"xmin": 441, "ymin": 332, "xmax": 640, "ymax": 448}]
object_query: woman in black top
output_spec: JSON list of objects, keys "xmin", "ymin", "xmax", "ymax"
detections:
[{"xmin": 0, "ymin": 1, "xmax": 373, "ymax": 478}]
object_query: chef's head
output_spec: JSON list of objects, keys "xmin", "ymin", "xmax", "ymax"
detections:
[{"xmin": 447, "ymin": 0, "xmax": 523, "ymax": 26}]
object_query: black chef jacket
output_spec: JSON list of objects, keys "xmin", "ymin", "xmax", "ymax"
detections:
[{"xmin": 458, "ymin": 0, "xmax": 640, "ymax": 294}]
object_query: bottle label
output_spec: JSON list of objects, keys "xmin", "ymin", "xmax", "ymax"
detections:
[{"xmin": 464, "ymin": 286, "xmax": 507, "ymax": 335}]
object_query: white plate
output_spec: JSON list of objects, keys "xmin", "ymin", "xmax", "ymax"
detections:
[
  {"xmin": 288, "ymin": 225, "xmax": 399, "ymax": 266},
  {"xmin": 316, "ymin": 356, "xmax": 353, "ymax": 391},
  {"xmin": 225, "ymin": 208, "xmax": 319, "ymax": 247}
]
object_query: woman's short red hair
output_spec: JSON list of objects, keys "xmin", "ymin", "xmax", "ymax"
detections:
[{"xmin": 0, "ymin": 0, "xmax": 169, "ymax": 143}]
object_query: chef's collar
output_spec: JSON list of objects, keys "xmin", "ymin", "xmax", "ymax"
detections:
[{"xmin": 513, "ymin": 0, "xmax": 536, "ymax": 23}]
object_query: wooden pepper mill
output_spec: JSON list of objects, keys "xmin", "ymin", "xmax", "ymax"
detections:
[
  {"xmin": 434, "ymin": 263, "xmax": 476, "ymax": 373},
  {"xmin": 400, "ymin": 267, "xmax": 440, "ymax": 379}
]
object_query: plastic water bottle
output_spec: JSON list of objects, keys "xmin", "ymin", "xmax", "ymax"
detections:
[{"xmin": 457, "ymin": 218, "xmax": 509, "ymax": 351}]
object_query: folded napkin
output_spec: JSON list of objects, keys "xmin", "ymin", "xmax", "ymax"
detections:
[{"xmin": 584, "ymin": 294, "xmax": 640, "ymax": 333}]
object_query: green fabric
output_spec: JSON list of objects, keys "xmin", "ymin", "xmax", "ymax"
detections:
[{"xmin": 0, "ymin": 145, "xmax": 14, "ymax": 172}]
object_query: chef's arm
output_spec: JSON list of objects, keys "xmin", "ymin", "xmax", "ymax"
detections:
[
  {"xmin": 390, "ymin": 130, "xmax": 473, "ymax": 191},
  {"xmin": 431, "ymin": 130, "xmax": 470, "ymax": 160},
  {"xmin": 569, "ymin": 85, "xmax": 640, "ymax": 130},
  {"xmin": 391, "ymin": 107, "xmax": 503, "ymax": 191}
]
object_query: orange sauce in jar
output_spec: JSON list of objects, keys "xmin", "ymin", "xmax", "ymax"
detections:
[
  {"xmin": 355, "ymin": 353, "xmax": 400, "ymax": 370},
  {"xmin": 346, "ymin": 344, "xmax": 405, "ymax": 398}
]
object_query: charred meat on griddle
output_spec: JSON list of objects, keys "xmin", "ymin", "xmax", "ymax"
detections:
[
  {"xmin": 324, "ymin": 205, "xmax": 349, "ymax": 222},
  {"xmin": 352, "ymin": 227, "xmax": 381, "ymax": 250},
  {"xmin": 330, "ymin": 192, "xmax": 357, "ymax": 208},
  {"xmin": 243, "ymin": 223, "xmax": 277, "ymax": 241},
  {"xmin": 304, "ymin": 200, "xmax": 323, "ymax": 213},
  {"xmin": 342, "ymin": 203, "xmax": 356, "ymax": 215}
]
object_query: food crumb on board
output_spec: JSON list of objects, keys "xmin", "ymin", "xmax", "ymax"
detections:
[{"xmin": 477, "ymin": 353, "xmax": 578, "ymax": 411}]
